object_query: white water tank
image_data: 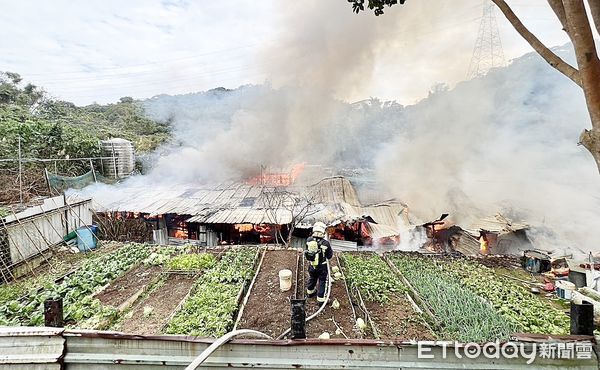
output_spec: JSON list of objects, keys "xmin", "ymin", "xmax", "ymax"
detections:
[{"xmin": 101, "ymin": 138, "xmax": 135, "ymax": 179}]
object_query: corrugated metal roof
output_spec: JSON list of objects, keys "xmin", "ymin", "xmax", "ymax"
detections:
[
  {"xmin": 93, "ymin": 177, "xmax": 401, "ymax": 232},
  {"xmin": 365, "ymin": 222, "xmax": 399, "ymax": 239},
  {"xmin": 465, "ymin": 213, "xmax": 529, "ymax": 236}
]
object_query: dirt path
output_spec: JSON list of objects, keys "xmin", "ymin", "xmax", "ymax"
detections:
[
  {"xmin": 116, "ymin": 274, "xmax": 196, "ymax": 335},
  {"xmin": 236, "ymin": 249, "xmax": 299, "ymax": 338},
  {"xmin": 305, "ymin": 256, "xmax": 361, "ymax": 339},
  {"xmin": 94, "ymin": 264, "xmax": 161, "ymax": 308}
]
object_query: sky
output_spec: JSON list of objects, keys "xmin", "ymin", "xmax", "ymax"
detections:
[{"xmin": 0, "ymin": 0, "xmax": 574, "ymax": 106}]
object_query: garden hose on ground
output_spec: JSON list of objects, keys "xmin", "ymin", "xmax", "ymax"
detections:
[
  {"xmin": 185, "ymin": 329, "xmax": 272, "ymax": 370},
  {"xmin": 276, "ymin": 259, "xmax": 332, "ymax": 340}
]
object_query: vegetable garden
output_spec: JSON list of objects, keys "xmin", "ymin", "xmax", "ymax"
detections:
[
  {"xmin": 0, "ymin": 243, "xmax": 573, "ymax": 343},
  {"xmin": 388, "ymin": 253, "xmax": 570, "ymax": 340}
]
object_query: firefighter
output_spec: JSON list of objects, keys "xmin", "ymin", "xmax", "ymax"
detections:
[{"xmin": 304, "ymin": 221, "xmax": 333, "ymax": 303}]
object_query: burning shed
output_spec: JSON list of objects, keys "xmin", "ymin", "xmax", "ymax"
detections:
[
  {"xmin": 91, "ymin": 176, "xmax": 404, "ymax": 248},
  {"xmin": 465, "ymin": 213, "xmax": 533, "ymax": 255}
]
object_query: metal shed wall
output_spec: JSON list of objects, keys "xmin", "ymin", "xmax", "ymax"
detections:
[{"xmin": 3, "ymin": 197, "xmax": 92, "ymax": 265}]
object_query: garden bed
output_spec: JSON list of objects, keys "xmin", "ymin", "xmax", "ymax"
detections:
[
  {"xmin": 236, "ymin": 249, "xmax": 299, "ymax": 338},
  {"xmin": 165, "ymin": 247, "xmax": 258, "ymax": 337},
  {"xmin": 0, "ymin": 243, "xmax": 150, "ymax": 327},
  {"xmin": 0, "ymin": 241, "xmax": 124, "ymax": 307},
  {"xmin": 341, "ymin": 252, "xmax": 434, "ymax": 340},
  {"xmin": 93, "ymin": 264, "xmax": 162, "ymax": 310},
  {"xmin": 389, "ymin": 252, "xmax": 570, "ymax": 337},
  {"xmin": 305, "ymin": 255, "xmax": 361, "ymax": 339},
  {"xmin": 388, "ymin": 253, "xmax": 516, "ymax": 342},
  {"xmin": 116, "ymin": 274, "xmax": 197, "ymax": 335}
]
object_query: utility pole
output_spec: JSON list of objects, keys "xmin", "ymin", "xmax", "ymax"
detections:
[
  {"xmin": 18, "ymin": 131, "xmax": 23, "ymax": 205},
  {"xmin": 466, "ymin": 1, "xmax": 505, "ymax": 79}
]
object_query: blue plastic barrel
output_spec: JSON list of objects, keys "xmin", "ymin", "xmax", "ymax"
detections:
[
  {"xmin": 89, "ymin": 225, "xmax": 99, "ymax": 235},
  {"xmin": 76, "ymin": 226, "xmax": 98, "ymax": 252}
]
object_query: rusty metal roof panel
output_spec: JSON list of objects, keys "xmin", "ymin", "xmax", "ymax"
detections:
[{"xmin": 466, "ymin": 213, "xmax": 529, "ymax": 236}]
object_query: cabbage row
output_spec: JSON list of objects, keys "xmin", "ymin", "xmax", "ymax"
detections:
[
  {"xmin": 166, "ymin": 247, "xmax": 257, "ymax": 337},
  {"xmin": 390, "ymin": 254, "xmax": 517, "ymax": 342},
  {"xmin": 342, "ymin": 253, "xmax": 406, "ymax": 303},
  {"xmin": 442, "ymin": 259, "xmax": 569, "ymax": 335},
  {"xmin": 0, "ymin": 243, "xmax": 150, "ymax": 326}
]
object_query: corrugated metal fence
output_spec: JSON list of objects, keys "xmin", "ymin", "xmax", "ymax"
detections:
[
  {"xmin": 0, "ymin": 196, "xmax": 92, "ymax": 270},
  {"xmin": 2, "ymin": 327, "xmax": 598, "ymax": 369}
]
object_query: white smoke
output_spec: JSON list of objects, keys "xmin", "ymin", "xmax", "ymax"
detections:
[
  {"xmin": 374, "ymin": 45, "xmax": 600, "ymax": 256},
  {"xmin": 76, "ymin": 0, "xmax": 600, "ymax": 257}
]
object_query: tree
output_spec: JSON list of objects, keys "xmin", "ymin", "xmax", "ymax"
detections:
[
  {"xmin": 261, "ymin": 187, "xmax": 321, "ymax": 246},
  {"xmin": 349, "ymin": 0, "xmax": 600, "ymax": 172}
]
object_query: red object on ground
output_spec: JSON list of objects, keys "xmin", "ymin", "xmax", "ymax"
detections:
[{"xmin": 543, "ymin": 282, "xmax": 555, "ymax": 292}]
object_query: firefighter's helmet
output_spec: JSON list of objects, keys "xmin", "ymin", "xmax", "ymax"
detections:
[{"xmin": 312, "ymin": 222, "xmax": 327, "ymax": 238}]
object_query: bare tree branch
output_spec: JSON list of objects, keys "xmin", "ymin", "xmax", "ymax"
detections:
[
  {"xmin": 492, "ymin": 0, "xmax": 582, "ymax": 87},
  {"xmin": 587, "ymin": 0, "xmax": 600, "ymax": 36},
  {"xmin": 547, "ymin": 0, "xmax": 569, "ymax": 32}
]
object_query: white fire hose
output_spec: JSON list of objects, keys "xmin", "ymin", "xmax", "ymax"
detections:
[{"xmin": 185, "ymin": 329, "xmax": 272, "ymax": 370}]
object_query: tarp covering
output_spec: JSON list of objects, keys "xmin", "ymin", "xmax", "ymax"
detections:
[{"xmin": 48, "ymin": 171, "xmax": 97, "ymax": 192}]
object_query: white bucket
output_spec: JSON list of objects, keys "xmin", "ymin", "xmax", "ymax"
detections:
[{"xmin": 279, "ymin": 269, "xmax": 293, "ymax": 291}]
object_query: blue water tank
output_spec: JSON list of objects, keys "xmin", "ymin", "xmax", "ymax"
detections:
[{"xmin": 76, "ymin": 226, "xmax": 98, "ymax": 252}]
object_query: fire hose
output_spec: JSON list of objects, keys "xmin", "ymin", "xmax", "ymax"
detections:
[
  {"xmin": 184, "ymin": 329, "xmax": 272, "ymax": 370},
  {"xmin": 185, "ymin": 255, "xmax": 332, "ymax": 368},
  {"xmin": 275, "ymin": 259, "xmax": 333, "ymax": 340}
]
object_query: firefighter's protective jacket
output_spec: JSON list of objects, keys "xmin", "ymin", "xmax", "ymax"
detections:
[{"xmin": 304, "ymin": 236, "xmax": 332, "ymax": 267}]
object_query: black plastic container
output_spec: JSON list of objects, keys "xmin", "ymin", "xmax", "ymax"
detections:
[
  {"xmin": 290, "ymin": 299, "xmax": 306, "ymax": 339},
  {"xmin": 569, "ymin": 270, "xmax": 587, "ymax": 288},
  {"xmin": 570, "ymin": 300, "xmax": 594, "ymax": 336}
]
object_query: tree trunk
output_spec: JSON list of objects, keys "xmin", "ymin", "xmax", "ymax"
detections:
[
  {"xmin": 563, "ymin": 0, "xmax": 600, "ymax": 172},
  {"xmin": 287, "ymin": 224, "xmax": 295, "ymax": 247}
]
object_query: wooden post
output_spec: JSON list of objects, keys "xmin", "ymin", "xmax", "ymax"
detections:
[
  {"xmin": 44, "ymin": 298, "xmax": 63, "ymax": 327},
  {"xmin": 44, "ymin": 167, "xmax": 52, "ymax": 194},
  {"xmin": 89, "ymin": 159, "xmax": 97, "ymax": 182}
]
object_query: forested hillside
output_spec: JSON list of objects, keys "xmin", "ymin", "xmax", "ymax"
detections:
[{"xmin": 0, "ymin": 71, "xmax": 170, "ymax": 206}]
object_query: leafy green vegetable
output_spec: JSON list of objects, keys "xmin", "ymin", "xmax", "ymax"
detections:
[
  {"xmin": 0, "ymin": 243, "xmax": 150, "ymax": 327},
  {"xmin": 167, "ymin": 253, "xmax": 216, "ymax": 271},
  {"xmin": 166, "ymin": 248, "xmax": 257, "ymax": 337},
  {"xmin": 442, "ymin": 258, "xmax": 569, "ymax": 335},
  {"xmin": 391, "ymin": 254, "xmax": 517, "ymax": 342},
  {"xmin": 342, "ymin": 253, "xmax": 406, "ymax": 303}
]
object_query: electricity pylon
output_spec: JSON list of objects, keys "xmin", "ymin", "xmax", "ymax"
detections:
[{"xmin": 467, "ymin": 1, "xmax": 506, "ymax": 79}]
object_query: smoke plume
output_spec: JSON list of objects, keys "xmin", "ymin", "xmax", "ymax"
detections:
[{"xmin": 80, "ymin": 0, "xmax": 600, "ymax": 256}]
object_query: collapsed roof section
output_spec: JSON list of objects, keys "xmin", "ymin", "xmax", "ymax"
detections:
[{"xmin": 464, "ymin": 213, "xmax": 529, "ymax": 237}]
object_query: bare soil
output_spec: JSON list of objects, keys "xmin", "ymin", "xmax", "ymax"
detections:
[
  {"xmin": 94, "ymin": 264, "xmax": 161, "ymax": 308},
  {"xmin": 305, "ymin": 256, "xmax": 362, "ymax": 339},
  {"xmin": 366, "ymin": 295, "xmax": 434, "ymax": 340},
  {"xmin": 117, "ymin": 274, "xmax": 196, "ymax": 335},
  {"xmin": 342, "ymin": 251, "xmax": 434, "ymax": 340},
  {"xmin": 237, "ymin": 249, "xmax": 299, "ymax": 338}
]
